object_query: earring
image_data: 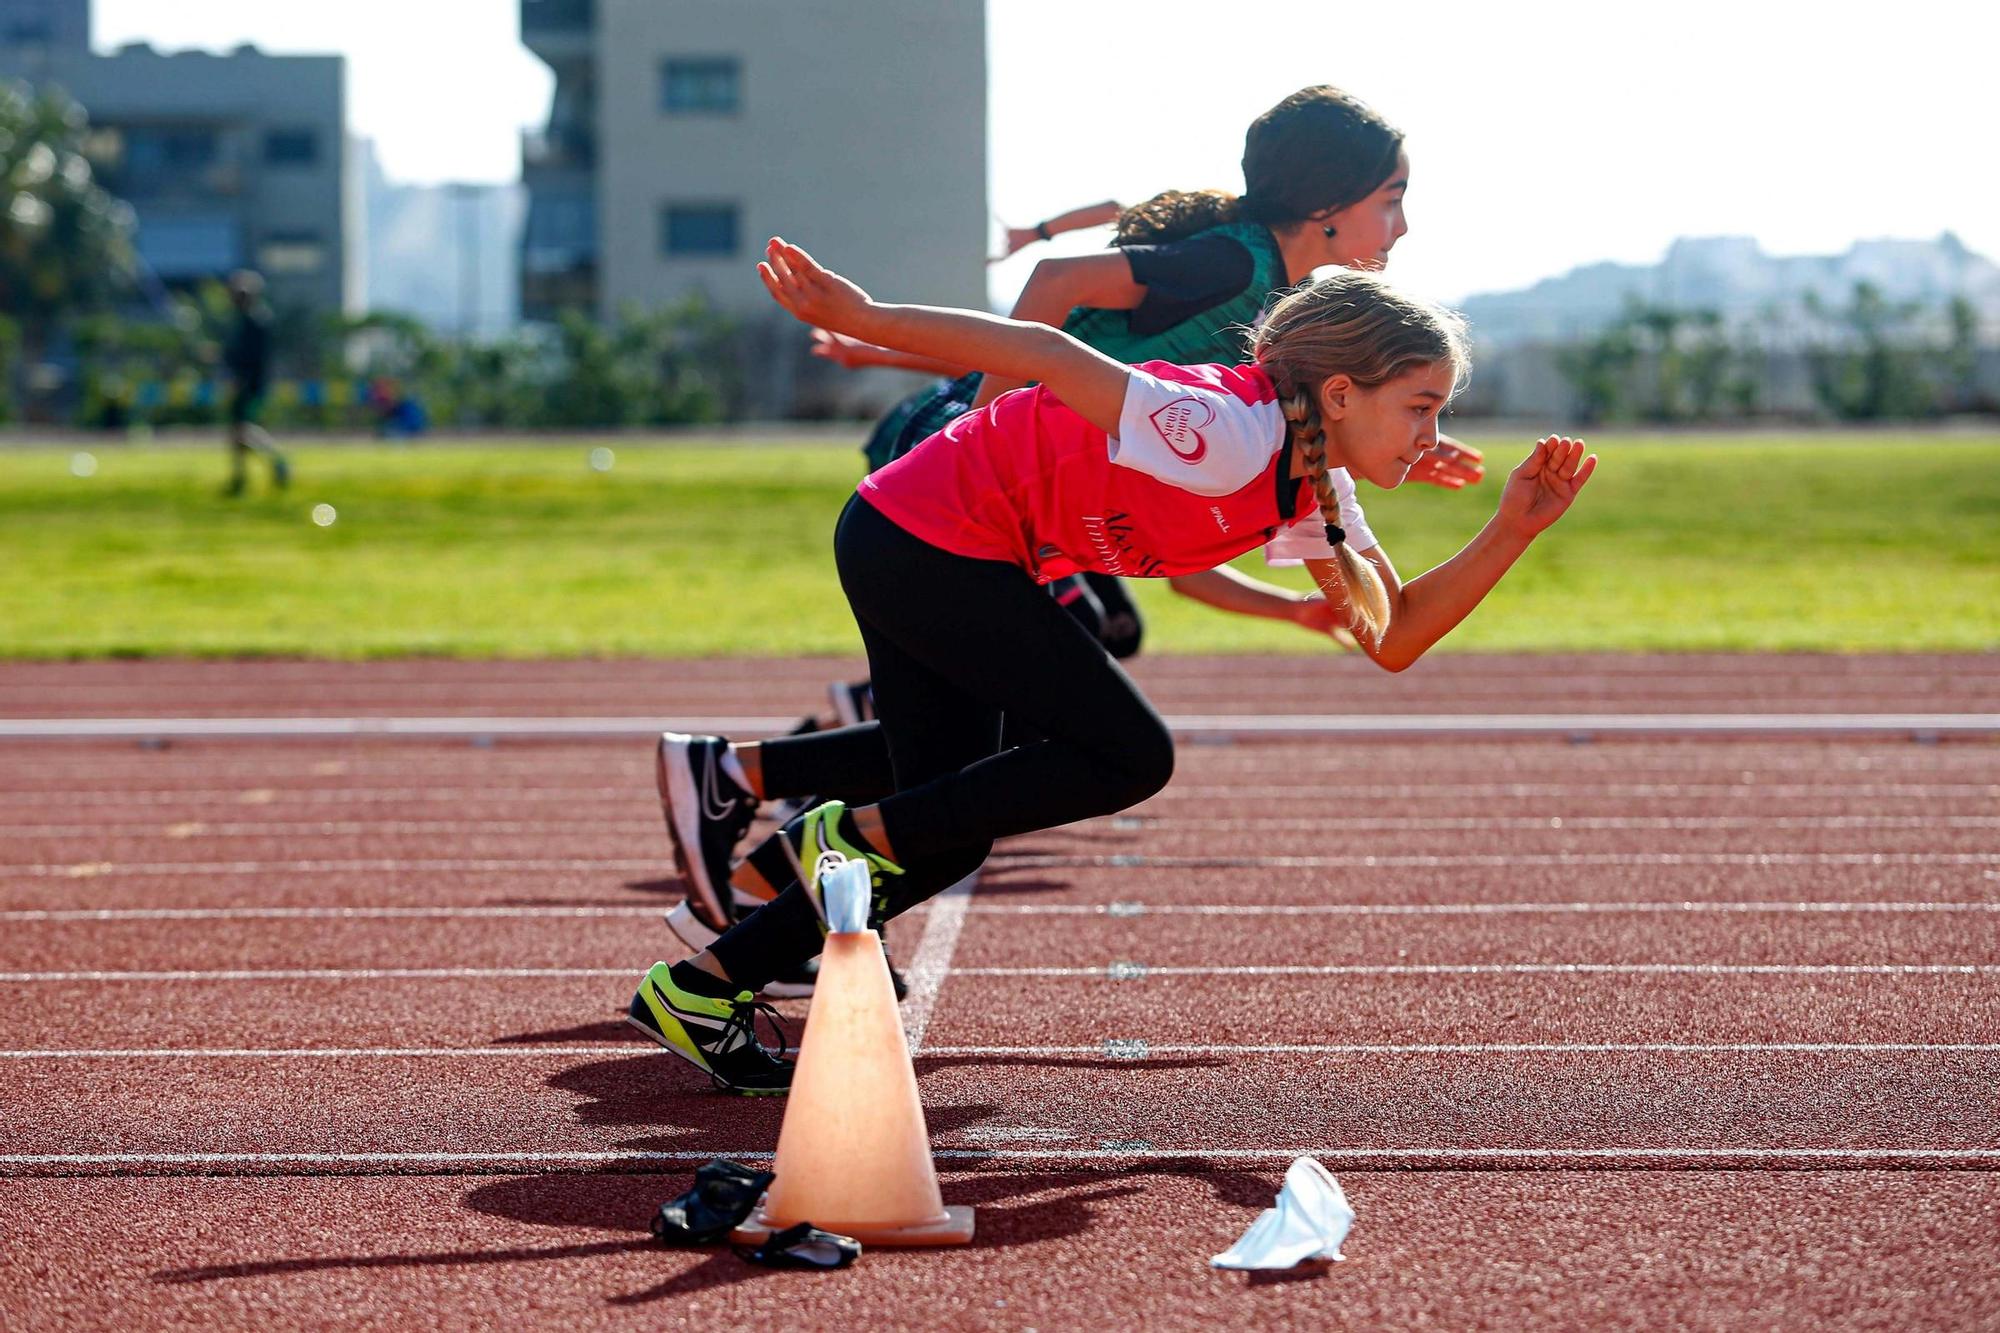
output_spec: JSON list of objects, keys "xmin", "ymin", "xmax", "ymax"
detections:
[{"xmin": 1321, "ymin": 224, "xmax": 1337, "ymax": 238}]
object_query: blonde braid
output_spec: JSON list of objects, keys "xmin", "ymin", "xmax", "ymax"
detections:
[{"xmin": 1279, "ymin": 379, "xmax": 1391, "ymax": 641}]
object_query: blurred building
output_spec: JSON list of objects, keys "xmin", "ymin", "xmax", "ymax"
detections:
[
  {"xmin": 0, "ymin": 1, "xmax": 358, "ymax": 317},
  {"xmin": 0, "ymin": 0, "xmax": 88, "ymax": 49},
  {"xmin": 362, "ymin": 141, "xmax": 524, "ymax": 338},
  {"xmin": 521, "ymin": 0, "xmax": 988, "ymax": 412}
]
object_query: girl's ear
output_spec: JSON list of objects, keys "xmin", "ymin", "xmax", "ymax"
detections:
[{"xmin": 1318, "ymin": 373, "xmax": 1353, "ymax": 421}]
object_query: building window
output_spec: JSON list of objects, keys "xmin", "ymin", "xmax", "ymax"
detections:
[
  {"xmin": 264, "ymin": 129, "xmax": 318, "ymax": 166},
  {"xmin": 661, "ymin": 204, "xmax": 738, "ymax": 257},
  {"xmin": 259, "ymin": 231, "xmax": 326, "ymax": 275},
  {"xmin": 128, "ymin": 128, "xmax": 219, "ymax": 171},
  {"xmin": 661, "ymin": 58, "xmax": 740, "ymax": 113}
]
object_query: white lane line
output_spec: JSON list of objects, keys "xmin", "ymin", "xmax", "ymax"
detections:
[
  {"xmin": 1145, "ymin": 782, "xmax": 2000, "ymax": 801},
  {"xmin": 6, "ymin": 780, "xmax": 1993, "ymax": 808},
  {"xmin": 0, "ymin": 969, "xmax": 632, "ymax": 982},
  {"xmin": 7, "ymin": 712, "xmax": 1997, "ymax": 739},
  {"xmin": 925, "ymin": 1043, "xmax": 2000, "ymax": 1056},
  {"xmin": 1100, "ymin": 814, "xmax": 2000, "ymax": 832},
  {"xmin": 4, "ymin": 962, "xmax": 1995, "ymax": 984},
  {"xmin": 1000, "ymin": 852, "xmax": 2000, "ymax": 870},
  {"xmin": 976, "ymin": 901, "xmax": 2000, "ymax": 917},
  {"xmin": 0, "ymin": 907, "xmax": 661, "ymax": 921},
  {"xmin": 5, "ymin": 900, "xmax": 1994, "ymax": 925},
  {"xmin": 0, "ymin": 820, "xmax": 654, "ymax": 839},
  {"xmin": 0, "ymin": 1047, "xmax": 632, "ymax": 1059},
  {"xmin": 12, "ymin": 813, "xmax": 1996, "ymax": 841},
  {"xmin": 952, "ymin": 963, "xmax": 2000, "ymax": 978},
  {"xmin": 3, "ymin": 1147, "xmax": 1998, "ymax": 1170},
  {"xmin": 2, "ymin": 1042, "xmax": 1994, "ymax": 1059},
  {"xmin": 0, "ymin": 788, "xmax": 639, "ymax": 807},
  {"xmin": 11, "ymin": 850, "xmax": 1997, "ymax": 878},
  {"xmin": 10, "ymin": 858, "xmax": 661, "ymax": 877},
  {"xmin": 900, "ymin": 871, "xmax": 978, "ymax": 1055}
]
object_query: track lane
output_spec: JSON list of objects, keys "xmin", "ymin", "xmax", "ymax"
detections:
[
  {"xmin": 3, "ymin": 1171, "xmax": 1998, "ymax": 1329},
  {"xmin": 4, "ymin": 969, "xmax": 1997, "ymax": 1051},
  {"xmin": 1, "ymin": 1049, "xmax": 1996, "ymax": 1171}
]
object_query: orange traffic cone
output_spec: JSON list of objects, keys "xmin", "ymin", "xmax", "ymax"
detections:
[{"xmin": 733, "ymin": 859, "xmax": 974, "ymax": 1247}]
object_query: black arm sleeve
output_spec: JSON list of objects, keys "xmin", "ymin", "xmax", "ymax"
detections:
[{"xmin": 1119, "ymin": 234, "xmax": 1256, "ymax": 337}]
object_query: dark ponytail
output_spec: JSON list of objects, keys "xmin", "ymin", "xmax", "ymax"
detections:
[
  {"xmin": 1111, "ymin": 86, "xmax": 1404, "ymax": 248},
  {"xmin": 1113, "ymin": 188, "xmax": 1243, "ymax": 246}
]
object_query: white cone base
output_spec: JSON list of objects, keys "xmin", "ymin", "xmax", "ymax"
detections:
[{"xmin": 732, "ymin": 1199, "xmax": 975, "ymax": 1248}]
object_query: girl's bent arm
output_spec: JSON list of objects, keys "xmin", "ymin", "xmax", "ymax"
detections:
[
  {"xmin": 973, "ymin": 251, "xmax": 1147, "ymax": 408},
  {"xmin": 1169, "ymin": 567, "xmax": 1354, "ymax": 641},
  {"xmin": 1310, "ymin": 521, "xmax": 1533, "ymax": 673},
  {"xmin": 810, "ymin": 328, "xmax": 973, "ymax": 377},
  {"xmin": 998, "ymin": 200, "xmax": 1124, "ymax": 260},
  {"xmin": 1308, "ymin": 436, "xmax": 1597, "ymax": 672},
  {"xmin": 759, "ymin": 236, "xmax": 1132, "ymax": 434}
]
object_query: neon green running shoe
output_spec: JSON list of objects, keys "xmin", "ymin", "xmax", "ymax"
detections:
[
  {"xmin": 794, "ymin": 800, "xmax": 904, "ymax": 928},
  {"xmin": 626, "ymin": 961, "xmax": 793, "ymax": 1096}
]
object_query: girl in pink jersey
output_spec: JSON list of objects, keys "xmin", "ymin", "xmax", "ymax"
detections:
[{"xmin": 626, "ymin": 238, "xmax": 1595, "ymax": 1094}]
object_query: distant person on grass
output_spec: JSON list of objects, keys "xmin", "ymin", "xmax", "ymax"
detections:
[
  {"xmin": 652, "ymin": 86, "xmax": 1486, "ymax": 981},
  {"xmin": 626, "ymin": 236, "xmax": 1597, "ymax": 1094},
  {"xmin": 221, "ymin": 270, "xmax": 289, "ymax": 497}
]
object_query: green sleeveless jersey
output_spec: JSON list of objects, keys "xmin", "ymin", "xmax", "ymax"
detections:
[{"xmin": 1059, "ymin": 220, "xmax": 1287, "ymax": 367}]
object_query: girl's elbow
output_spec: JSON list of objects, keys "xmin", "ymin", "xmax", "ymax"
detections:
[{"xmin": 1370, "ymin": 635, "xmax": 1423, "ymax": 673}]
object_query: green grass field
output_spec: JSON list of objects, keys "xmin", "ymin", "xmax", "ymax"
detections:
[{"xmin": 2, "ymin": 431, "xmax": 1995, "ymax": 657}]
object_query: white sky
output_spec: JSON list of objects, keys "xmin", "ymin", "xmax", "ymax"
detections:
[{"xmin": 94, "ymin": 0, "xmax": 2000, "ymax": 304}]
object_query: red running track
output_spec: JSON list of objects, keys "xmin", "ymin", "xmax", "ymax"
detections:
[{"xmin": 1, "ymin": 655, "xmax": 1997, "ymax": 1329}]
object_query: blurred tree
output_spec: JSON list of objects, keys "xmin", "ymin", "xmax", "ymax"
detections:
[
  {"xmin": 1558, "ymin": 299, "xmax": 1754, "ymax": 424},
  {"xmin": 1804, "ymin": 282, "xmax": 1937, "ymax": 420},
  {"xmin": 1942, "ymin": 295, "xmax": 1986, "ymax": 414},
  {"xmin": 0, "ymin": 81, "xmax": 136, "ymax": 417}
]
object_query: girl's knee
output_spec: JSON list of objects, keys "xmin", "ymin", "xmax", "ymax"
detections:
[{"xmin": 1114, "ymin": 720, "xmax": 1175, "ymax": 806}]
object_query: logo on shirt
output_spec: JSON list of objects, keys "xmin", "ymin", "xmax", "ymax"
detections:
[
  {"xmin": 1081, "ymin": 512, "xmax": 1166, "ymax": 578},
  {"xmin": 1149, "ymin": 396, "xmax": 1215, "ymax": 464}
]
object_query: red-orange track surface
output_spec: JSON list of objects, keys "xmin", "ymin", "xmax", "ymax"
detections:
[{"xmin": 3, "ymin": 655, "xmax": 1997, "ymax": 1329}]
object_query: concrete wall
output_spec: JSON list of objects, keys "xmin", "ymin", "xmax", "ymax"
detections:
[{"xmin": 594, "ymin": 0, "xmax": 986, "ymax": 318}]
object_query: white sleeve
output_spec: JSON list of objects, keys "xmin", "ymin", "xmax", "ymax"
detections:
[
  {"xmin": 1264, "ymin": 466, "xmax": 1378, "ymax": 566},
  {"xmin": 1108, "ymin": 371, "xmax": 1282, "ymax": 498}
]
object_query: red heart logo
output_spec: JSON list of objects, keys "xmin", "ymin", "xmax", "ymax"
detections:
[{"xmin": 1149, "ymin": 396, "xmax": 1215, "ymax": 463}]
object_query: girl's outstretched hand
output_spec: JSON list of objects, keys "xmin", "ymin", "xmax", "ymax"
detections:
[
  {"xmin": 1289, "ymin": 593, "xmax": 1360, "ymax": 649},
  {"xmin": 1497, "ymin": 435, "xmax": 1597, "ymax": 538},
  {"xmin": 758, "ymin": 237, "xmax": 874, "ymax": 336},
  {"xmin": 809, "ymin": 327, "xmax": 879, "ymax": 370}
]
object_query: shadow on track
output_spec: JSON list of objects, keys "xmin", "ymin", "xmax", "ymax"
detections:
[
  {"xmin": 492, "ymin": 1019, "xmax": 635, "ymax": 1045},
  {"xmin": 150, "ymin": 1160, "xmax": 1276, "ymax": 1301}
]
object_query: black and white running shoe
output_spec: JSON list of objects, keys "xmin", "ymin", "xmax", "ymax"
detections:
[
  {"xmin": 628, "ymin": 962, "xmax": 793, "ymax": 1096},
  {"xmin": 656, "ymin": 732, "xmax": 758, "ymax": 930},
  {"xmin": 827, "ymin": 680, "xmax": 874, "ymax": 727},
  {"xmin": 664, "ymin": 884, "xmax": 776, "ymax": 952},
  {"xmin": 759, "ymin": 955, "xmax": 820, "ymax": 999},
  {"xmin": 764, "ymin": 793, "xmax": 819, "ymax": 825},
  {"xmin": 749, "ymin": 946, "xmax": 908, "ymax": 1001}
]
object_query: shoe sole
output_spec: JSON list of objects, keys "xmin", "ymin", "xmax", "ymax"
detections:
[
  {"xmin": 656, "ymin": 734, "xmax": 730, "ymax": 927},
  {"xmin": 626, "ymin": 995, "xmax": 787, "ymax": 1098},
  {"xmin": 664, "ymin": 899, "xmax": 724, "ymax": 952}
]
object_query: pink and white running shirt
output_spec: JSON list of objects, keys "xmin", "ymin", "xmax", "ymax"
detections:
[{"xmin": 858, "ymin": 361, "xmax": 1375, "ymax": 582}]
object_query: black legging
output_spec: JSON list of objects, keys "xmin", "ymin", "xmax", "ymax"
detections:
[
  {"xmin": 757, "ymin": 568, "xmax": 1129, "ymax": 806},
  {"xmin": 709, "ymin": 496, "xmax": 1176, "ymax": 987}
]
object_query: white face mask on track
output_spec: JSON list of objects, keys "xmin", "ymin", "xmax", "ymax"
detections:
[{"xmin": 1211, "ymin": 1155, "xmax": 1355, "ymax": 1270}]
